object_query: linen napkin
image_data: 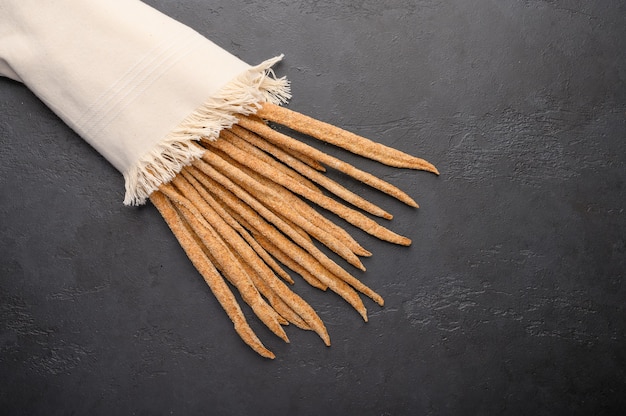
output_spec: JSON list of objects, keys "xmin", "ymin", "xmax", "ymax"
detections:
[{"xmin": 0, "ymin": 0, "xmax": 289, "ymax": 205}]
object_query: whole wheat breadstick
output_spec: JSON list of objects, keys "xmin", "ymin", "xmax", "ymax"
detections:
[
  {"xmin": 234, "ymin": 256, "xmax": 308, "ymax": 329},
  {"xmin": 278, "ymin": 145, "xmax": 326, "ymax": 172},
  {"xmin": 295, "ymin": 206, "xmax": 372, "ymax": 257},
  {"xmin": 182, "ymin": 166, "xmax": 295, "ymax": 285},
  {"xmin": 204, "ymin": 152, "xmax": 317, "ymax": 246},
  {"xmin": 210, "ymin": 147, "xmax": 371, "ymax": 259},
  {"xmin": 216, "ymin": 239, "xmax": 305, "ymax": 330},
  {"xmin": 237, "ymin": 116, "xmax": 419, "ymax": 207},
  {"xmin": 188, "ymin": 165, "xmax": 368, "ymax": 310},
  {"xmin": 165, "ymin": 180, "xmax": 289, "ymax": 342},
  {"xmin": 284, "ymin": 196, "xmax": 371, "ymax": 257},
  {"xmin": 175, "ymin": 202, "xmax": 290, "ymax": 343},
  {"xmin": 190, "ymin": 157, "xmax": 324, "ymax": 262},
  {"xmin": 253, "ymin": 231, "xmax": 329, "ymax": 291},
  {"xmin": 257, "ymin": 102, "xmax": 439, "ymax": 174},
  {"xmin": 186, "ymin": 164, "xmax": 333, "ymax": 295},
  {"xmin": 244, "ymin": 261, "xmax": 330, "ymax": 345},
  {"xmin": 198, "ymin": 170, "xmax": 378, "ymax": 316},
  {"xmin": 231, "ymin": 166, "xmax": 371, "ymax": 257},
  {"xmin": 277, "ymin": 213, "xmax": 313, "ymax": 243},
  {"xmin": 170, "ymin": 174, "xmax": 286, "ymax": 293},
  {"xmin": 192, "ymin": 155, "xmax": 383, "ymax": 315},
  {"xmin": 250, "ymin": 231, "xmax": 368, "ymax": 320},
  {"xmin": 231, "ymin": 204, "xmax": 375, "ymax": 325},
  {"xmin": 232, "ymin": 121, "xmax": 326, "ymax": 172},
  {"xmin": 206, "ymin": 146, "xmax": 365, "ymax": 266},
  {"xmin": 198, "ymin": 151, "xmax": 368, "ymax": 268},
  {"xmin": 195, "ymin": 157, "xmax": 384, "ymax": 305},
  {"xmin": 174, "ymin": 172, "xmax": 330, "ymax": 344},
  {"xmin": 206, "ymin": 137, "xmax": 410, "ymax": 246},
  {"xmin": 212, "ymin": 140, "xmax": 368, "ymax": 256},
  {"xmin": 150, "ymin": 191, "xmax": 275, "ymax": 359},
  {"xmin": 231, "ymin": 123, "xmax": 392, "ymax": 219},
  {"xmin": 224, "ymin": 202, "xmax": 328, "ymax": 291},
  {"xmin": 216, "ymin": 129, "xmax": 322, "ymax": 194}
]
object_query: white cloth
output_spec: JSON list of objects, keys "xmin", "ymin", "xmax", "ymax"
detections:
[{"xmin": 0, "ymin": 0, "xmax": 289, "ymax": 205}]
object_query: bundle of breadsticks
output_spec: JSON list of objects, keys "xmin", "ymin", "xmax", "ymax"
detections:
[
  {"xmin": 150, "ymin": 104, "xmax": 438, "ymax": 358},
  {"xmin": 0, "ymin": 0, "xmax": 437, "ymax": 358}
]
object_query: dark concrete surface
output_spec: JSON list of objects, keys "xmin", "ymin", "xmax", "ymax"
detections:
[{"xmin": 1, "ymin": 1, "xmax": 625, "ymax": 415}]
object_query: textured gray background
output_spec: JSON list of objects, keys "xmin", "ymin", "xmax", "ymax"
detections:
[{"xmin": 1, "ymin": 0, "xmax": 625, "ymax": 415}]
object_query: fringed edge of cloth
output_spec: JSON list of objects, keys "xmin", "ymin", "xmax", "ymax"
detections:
[{"xmin": 123, "ymin": 55, "xmax": 291, "ymax": 206}]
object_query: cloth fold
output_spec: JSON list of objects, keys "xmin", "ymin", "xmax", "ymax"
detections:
[{"xmin": 0, "ymin": 0, "xmax": 289, "ymax": 205}]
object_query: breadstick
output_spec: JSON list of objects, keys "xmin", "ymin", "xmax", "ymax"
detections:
[
  {"xmin": 257, "ymin": 102, "xmax": 439, "ymax": 174},
  {"xmin": 163, "ymin": 180, "xmax": 289, "ymax": 342},
  {"xmin": 178, "ymin": 203, "xmax": 290, "ymax": 328},
  {"xmin": 238, "ymin": 118, "xmax": 326, "ymax": 172},
  {"xmin": 211, "ymin": 237, "xmax": 302, "ymax": 330},
  {"xmin": 234, "ymin": 256, "xmax": 308, "ymax": 329},
  {"xmin": 182, "ymin": 166, "xmax": 295, "ymax": 285},
  {"xmin": 252, "ymin": 231, "xmax": 329, "ymax": 291},
  {"xmin": 147, "ymin": 95, "xmax": 439, "ymax": 358},
  {"xmin": 221, "ymin": 192, "xmax": 376, "ymax": 322},
  {"xmin": 195, "ymin": 158, "xmax": 383, "ymax": 306},
  {"xmin": 189, "ymin": 164, "xmax": 367, "ymax": 311},
  {"xmin": 237, "ymin": 115, "xmax": 420, "ymax": 208},
  {"xmin": 216, "ymin": 129, "xmax": 322, "ymax": 194},
  {"xmin": 174, "ymin": 175, "xmax": 330, "ymax": 345},
  {"xmin": 231, "ymin": 123, "xmax": 392, "ymax": 219},
  {"xmin": 198, "ymin": 151, "xmax": 368, "ymax": 269},
  {"xmin": 294, "ymin": 206, "xmax": 371, "ymax": 257},
  {"xmin": 173, "ymin": 173, "xmax": 331, "ymax": 344},
  {"xmin": 213, "ymin": 142, "xmax": 368, "ymax": 256},
  {"xmin": 206, "ymin": 136, "xmax": 410, "ymax": 246},
  {"xmin": 213, "ymin": 147, "xmax": 370, "ymax": 259},
  {"xmin": 191, "ymin": 165, "xmax": 380, "ymax": 315},
  {"xmin": 150, "ymin": 191, "xmax": 275, "ymax": 359},
  {"xmin": 278, "ymin": 145, "xmax": 326, "ymax": 172},
  {"xmin": 224, "ymin": 203, "xmax": 328, "ymax": 291},
  {"xmin": 251, "ymin": 232, "xmax": 369, "ymax": 321},
  {"xmin": 186, "ymin": 163, "xmax": 333, "ymax": 294}
]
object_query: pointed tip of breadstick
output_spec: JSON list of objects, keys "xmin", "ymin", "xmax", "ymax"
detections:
[
  {"xmin": 279, "ymin": 272, "xmax": 295, "ymax": 285},
  {"xmin": 261, "ymin": 349, "xmax": 276, "ymax": 359},
  {"xmin": 346, "ymin": 254, "xmax": 366, "ymax": 271},
  {"xmin": 392, "ymin": 189, "xmax": 419, "ymax": 208},
  {"xmin": 273, "ymin": 323, "xmax": 290, "ymax": 343},
  {"xmin": 385, "ymin": 232, "xmax": 412, "ymax": 246},
  {"xmin": 360, "ymin": 309, "xmax": 369, "ymax": 322},
  {"xmin": 424, "ymin": 161, "xmax": 440, "ymax": 175},
  {"xmin": 371, "ymin": 209, "xmax": 393, "ymax": 220},
  {"xmin": 355, "ymin": 247, "xmax": 372, "ymax": 257},
  {"xmin": 373, "ymin": 294, "xmax": 385, "ymax": 307},
  {"xmin": 407, "ymin": 158, "xmax": 440, "ymax": 175},
  {"xmin": 240, "ymin": 327, "xmax": 275, "ymax": 358},
  {"xmin": 312, "ymin": 323, "xmax": 331, "ymax": 346},
  {"xmin": 401, "ymin": 157, "xmax": 440, "ymax": 175},
  {"xmin": 405, "ymin": 196, "xmax": 419, "ymax": 208}
]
